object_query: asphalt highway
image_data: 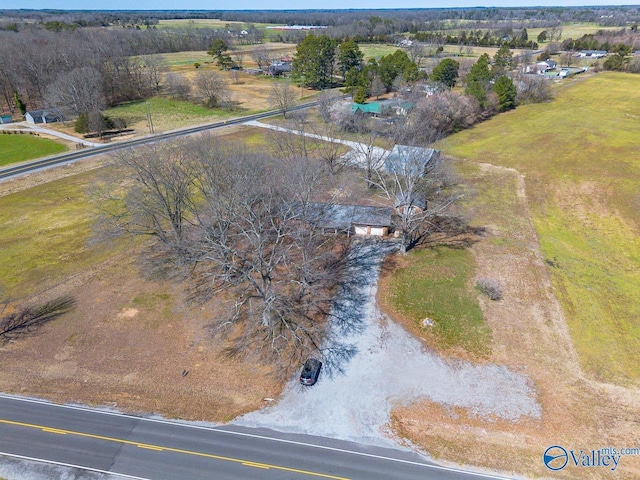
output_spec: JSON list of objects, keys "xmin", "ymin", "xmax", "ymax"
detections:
[
  {"xmin": 0, "ymin": 102, "xmax": 317, "ymax": 182},
  {"xmin": 0, "ymin": 395, "xmax": 513, "ymax": 480}
]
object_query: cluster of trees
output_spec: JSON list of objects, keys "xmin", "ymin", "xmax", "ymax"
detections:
[
  {"xmin": 0, "ymin": 26, "xmax": 232, "ymax": 116},
  {"xmin": 562, "ymin": 30, "xmax": 640, "ymax": 54},
  {"xmin": 345, "ymin": 49, "xmax": 421, "ymax": 102},
  {"xmin": 414, "ymin": 28, "xmax": 538, "ymax": 49},
  {"xmin": 102, "ymin": 137, "xmax": 374, "ymax": 373}
]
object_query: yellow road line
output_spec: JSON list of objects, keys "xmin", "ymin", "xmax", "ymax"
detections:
[
  {"xmin": 41, "ymin": 428, "xmax": 67, "ymax": 435},
  {"xmin": 242, "ymin": 461, "xmax": 271, "ymax": 469},
  {"xmin": 0, "ymin": 418, "xmax": 349, "ymax": 480},
  {"xmin": 137, "ymin": 444, "xmax": 164, "ymax": 451}
]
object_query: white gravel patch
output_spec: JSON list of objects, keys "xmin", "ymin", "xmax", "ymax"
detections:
[{"xmin": 234, "ymin": 242, "xmax": 541, "ymax": 447}]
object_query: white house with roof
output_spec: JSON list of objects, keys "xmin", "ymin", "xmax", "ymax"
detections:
[{"xmin": 25, "ymin": 109, "xmax": 62, "ymax": 124}]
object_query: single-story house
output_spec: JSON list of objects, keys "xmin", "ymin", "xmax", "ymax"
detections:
[
  {"xmin": 524, "ymin": 59, "xmax": 558, "ymax": 75},
  {"xmin": 578, "ymin": 50, "xmax": 607, "ymax": 58},
  {"xmin": 351, "ymin": 102, "xmax": 384, "ymax": 116},
  {"xmin": 0, "ymin": 115, "xmax": 12, "ymax": 124},
  {"xmin": 385, "ymin": 145, "xmax": 440, "ymax": 177},
  {"xmin": 269, "ymin": 60, "xmax": 292, "ymax": 75},
  {"xmin": 24, "ymin": 109, "xmax": 62, "ymax": 124},
  {"xmin": 304, "ymin": 203, "xmax": 392, "ymax": 237},
  {"xmin": 351, "ymin": 99, "xmax": 414, "ymax": 117}
]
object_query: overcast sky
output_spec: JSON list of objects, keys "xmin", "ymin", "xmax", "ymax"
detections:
[{"xmin": 4, "ymin": 0, "xmax": 639, "ymax": 11}]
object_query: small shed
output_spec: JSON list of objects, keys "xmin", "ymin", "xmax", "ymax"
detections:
[
  {"xmin": 25, "ymin": 109, "xmax": 62, "ymax": 125},
  {"xmin": 395, "ymin": 191, "xmax": 427, "ymax": 216}
]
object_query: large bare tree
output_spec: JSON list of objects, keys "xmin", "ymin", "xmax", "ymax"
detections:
[
  {"xmin": 268, "ymin": 78, "xmax": 297, "ymax": 119},
  {"xmin": 372, "ymin": 144, "xmax": 457, "ymax": 253},
  {"xmin": 101, "ymin": 136, "xmax": 357, "ymax": 374},
  {"xmin": 194, "ymin": 69, "xmax": 231, "ymax": 108},
  {"xmin": 46, "ymin": 66, "xmax": 105, "ymax": 116}
]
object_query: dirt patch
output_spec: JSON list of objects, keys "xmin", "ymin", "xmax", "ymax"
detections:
[
  {"xmin": 0, "ymin": 251, "xmax": 283, "ymax": 422},
  {"xmin": 381, "ymin": 163, "xmax": 640, "ymax": 478}
]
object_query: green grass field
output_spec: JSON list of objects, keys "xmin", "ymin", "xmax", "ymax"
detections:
[
  {"xmin": 0, "ymin": 169, "xmax": 125, "ymax": 298},
  {"xmin": 359, "ymin": 45, "xmax": 404, "ymax": 61},
  {"xmin": 441, "ymin": 72, "xmax": 640, "ymax": 384},
  {"xmin": 0, "ymin": 134, "xmax": 67, "ymax": 167},
  {"xmin": 384, "ymin": 247, "xmax": 491, "ymax": 357},
  {"xmin": 104, "ymin": 97, "xmax": 236, "ymax": 133}
]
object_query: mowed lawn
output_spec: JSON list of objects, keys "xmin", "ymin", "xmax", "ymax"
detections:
[
  {"xmin": 0, "ymin": 134, "xmax": 66, "ymax": 167},
  {"xmin": 441, "ymin": 72, "xmax": 640, "ymax": 384},
  {"xmin": 380, "ymin": 247, "xmax": 491, "ymax": 357}
]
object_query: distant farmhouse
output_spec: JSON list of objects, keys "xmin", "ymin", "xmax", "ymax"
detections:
[
  {"xmin": 578, "ymin": 50, "xmax": 607, "ymax": 58},
  {"xmin": 269, "ymin": 57, "xmax": 293, "ymax": 76},
  {"xmin": 266, "ymin": 25, "xmax": 328, "ymax": 31},
  {"xmin": 25, "ymin": 109, "xmax": 62, "ymax": 124}
]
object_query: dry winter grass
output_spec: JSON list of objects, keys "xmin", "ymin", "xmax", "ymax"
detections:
[
  {"xmin": 0, "ymin": 131, "xmax": 284, "ymax": 422},
  {"xmin": 380, "ymin": 73, "xmax": 640, "ymax": 478}
]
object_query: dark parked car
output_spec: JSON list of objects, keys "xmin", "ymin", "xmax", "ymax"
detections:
[{"xmin": 300, "ymin": 358, "xmax": 322, "ymax": 386}]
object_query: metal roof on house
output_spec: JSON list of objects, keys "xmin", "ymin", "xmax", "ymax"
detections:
[
  {"xmin": 350, "ymin": 205, "xmax": 392, "ymax": 227},
  {"xmin": 305, "ymin": 203, "xmax": 392, "ymax": 230},
  {"xmin": 351, "ymin": 102, "xmax": 383, "ymax": 114},
  {"xmin": 25, "ymin": 109, "xmax": 62, "ymax": 122},
  {"xmin": 385, "ymin": 145, "xmax": 440, "ymax": 176}
]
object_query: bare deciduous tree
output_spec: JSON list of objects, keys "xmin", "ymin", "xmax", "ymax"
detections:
[
  {"xmin": 251, "ymin": 45, "xmax": 274, "ymax": 69},
  {"xmin": 514, "ymin": 73, "xmax": 553, "ymax": 104},
  {"xmin": 316, "ymin": 89, "xmax": 340, "ymax": 123},
  {"xmin": 267, "ymin": 110, "xmax": 311, "ymax": 161},
  {"xmin": 99, "ymin": 136, "xmax": 358, "ymax": 374},
  {"xmin": 143, "ymin": 54, "xmax": 166, "ymax": 94},
  {"xmin": 407, "ymin": 42, "xmax": 426, "ymax": 67},
  {"xmin": 268, "ymin": 78, "xmax": 297, "ymax": 119},
  {"xmin": 194, "ymin": 69, "xmax": 231, "ymax": 108},
  {"xmin": 310, "ymin": 120, "xmax": 350, "ymax": 174},
  {"xmin": 165, "ymin": 73, "xmax": 191, "ymax": 100},
  {"xmin": 371, "ymin": 144, "xmax": 457, "ymax": 253},
  {"xmin": 370, "ymin": 76, "xmax": 385, "ymax": 100},
  {"xmin": 46, "ymin": 66, "xmax": 105, "ymax": 116},
  {"xmin": 349, "ymin": 119, "xmax": 391, "ymax": 190}
]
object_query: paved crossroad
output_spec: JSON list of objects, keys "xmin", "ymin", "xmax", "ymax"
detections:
[{"xmin": 0, "ymin": 395, "xmax": 511, "ymax": 480}]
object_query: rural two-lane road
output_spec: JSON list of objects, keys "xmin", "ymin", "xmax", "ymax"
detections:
[
  {"xmin": 0, "ymin": 102, "xmax": 317, "ymax": 182},
  {"xmin": 0, "ymin": 395, "xmax": 512, "ymax": 480}
]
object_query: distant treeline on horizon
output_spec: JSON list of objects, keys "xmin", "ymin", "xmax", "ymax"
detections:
[{"xmin": 1, "ymin": 5, "xmax": 640, "ymax": 29}]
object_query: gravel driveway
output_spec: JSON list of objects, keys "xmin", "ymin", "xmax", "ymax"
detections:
[{"xmin": 234, "ymin": 241, "xmax": 541, "ymax": 447}]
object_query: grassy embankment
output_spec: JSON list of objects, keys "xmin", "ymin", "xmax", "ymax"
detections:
[
  {"xmin": 440, "ymin": 72, "xmax": 640, "ymax": 384},
  {"xmin": 0, "ymin": 134, "xmax": 66, "ymax": 167}
]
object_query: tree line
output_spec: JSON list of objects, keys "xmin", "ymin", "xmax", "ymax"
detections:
[{"xmin": 0, "ymin": 26, "xmax": 231, "ymax": 115}]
